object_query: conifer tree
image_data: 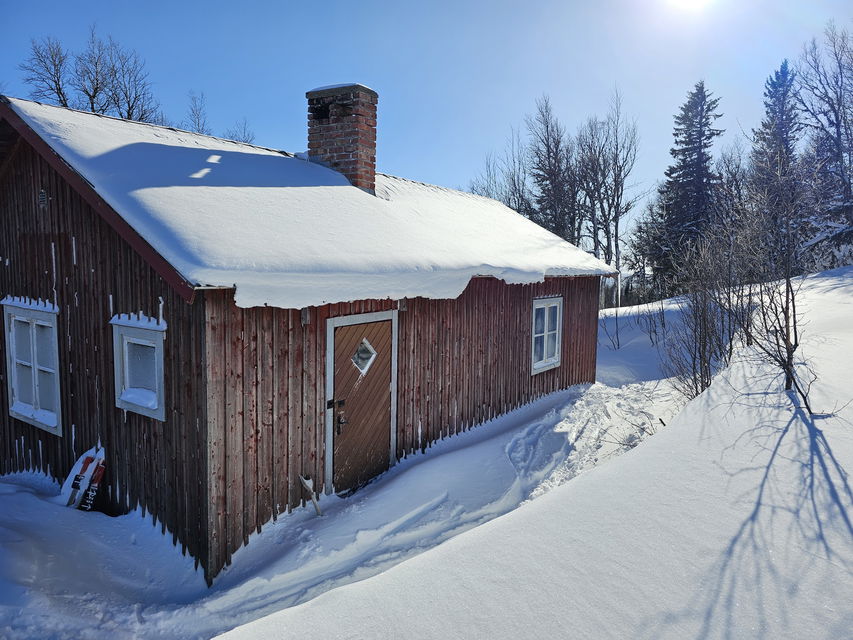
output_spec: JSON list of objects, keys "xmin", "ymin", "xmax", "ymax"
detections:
[
  {"xmin": 752, "ymin": 61, "xmax": 800, "ymax": 183},
  {"xmin": 659, "ymin": 81, "xmax": 723, "ymax": 288},
  {"xmin": 750, "ymin": 61, "xmax": 804, "ymax": 274}
]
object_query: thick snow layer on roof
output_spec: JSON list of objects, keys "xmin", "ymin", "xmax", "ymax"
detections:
[
  {"xmin": 307, "ymin": 83, "xmax": 374, "ymax": 93},
  {"xmin": 8, "ymin": 98, "xmax": 613, "ymax": 308}
]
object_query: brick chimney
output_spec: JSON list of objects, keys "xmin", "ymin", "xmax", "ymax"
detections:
[{"xmin": 306, "ymin": 84, "xmax": 378, "ymax": 193}]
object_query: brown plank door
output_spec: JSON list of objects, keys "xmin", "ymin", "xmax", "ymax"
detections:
[{"xmin": 332, "ymin": 320, "xmax": 393, "ymax": 492}]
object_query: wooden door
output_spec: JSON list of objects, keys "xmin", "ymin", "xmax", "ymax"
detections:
[{"xmin": 332, "ymin": 320, "xmax": 393, "ymax": 492}]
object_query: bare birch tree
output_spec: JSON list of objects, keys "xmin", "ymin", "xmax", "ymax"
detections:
[
  {"xmin": 18, "ymin": 36, "xmax": 71, "ymax": 107},
  {"xmin": 72, "ymin": 26, "xmax": 112, "ymax": 113},
  {"xmin": 797, "ymin": 23, "xmax": 853, "ymax": 222},
  {"xmin": 526, "ymin": 96, "xmax": 576, "ymax": 241},
  {"xmin": 576, "ymin": 116, "xmax": 610, "ymax": 260},
  {"xmin": 604, "ymin": 91, "xmax": 640, "ymax": 292},
  {"xmin": 224, "ymin": 117, "xmax": 256, "ymax": 144},
  {"xmin": 19, "ymin": 28, "xmax": 160, "ymax": 123},
  {"xmin": 107, "ymin": 40, "xmax": 159, "ymax": 122},
  {"xmin": 186, "ymin": 90, "xmax": 212, "ymax": 135},
  {"xmin": 576, "ymin": 93, "xmax": 639, "ymax": 304}
]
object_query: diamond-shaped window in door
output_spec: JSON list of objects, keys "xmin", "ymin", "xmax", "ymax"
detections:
[{"xmin": 351, "ymin": 338, "xmax": 377, "ymax": 375}]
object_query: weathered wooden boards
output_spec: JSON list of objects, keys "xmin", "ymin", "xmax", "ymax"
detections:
[
  {"xmin": 0, "ymin": 127, "xmax": 600, "ymax": 586},
  {"xmin": 203, "ymin": 275, "xmax": 599, "ymax": 582},
  {"xmin": 0, "ymin": 140, "xmax": 208, "ymax": 567}
]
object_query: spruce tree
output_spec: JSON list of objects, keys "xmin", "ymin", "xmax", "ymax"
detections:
[
  {"xmin": 751, "ymin": 61, "xmax": 800, "ymax": 191},
  {"xmin": 660, "ymin": 81, "xmax": 723, "ymax": 288},
  {"xmin": 750, "ymin": 61, "xmax": 803, "ymax": 274}
]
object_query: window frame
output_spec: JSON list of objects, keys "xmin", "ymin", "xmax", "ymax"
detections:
[
  {"xmin": 2, "ymin": 300, "xmax": 62, "ymax": 436},
  {"xmin": 111, "ymin": 321, "xmax": 166, "ymax": 421},
  {"xmin": 531, "ymin": 296, "xmax": 563, "ymax": 374}
]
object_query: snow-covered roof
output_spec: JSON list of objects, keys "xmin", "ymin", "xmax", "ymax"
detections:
[
  {"xmin": 308, "ymin": 83, "xmax": 376, "ymax": 94},
  {"xmin": 5, "ymin": 97, "xmax": 615, "ymax": 309}
]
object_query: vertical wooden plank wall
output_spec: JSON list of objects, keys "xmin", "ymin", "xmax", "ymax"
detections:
[
  {"xmin": 396, "ymin": 276, "xmax": 600, "ymax": 458},
  {"xmin": 203, "ymin": 293, "xmax": 397, "ymax": 578},
  {"xmin": 204, "ymin": 275, "xmax": 600, "ymax": 581},
  {"xmin": 1, "ymin": 133, "xmax": 601, "ymax": 586},
  {"xmin": 0, "ymin": 140, "xmax": 209, "ymax": 569}
]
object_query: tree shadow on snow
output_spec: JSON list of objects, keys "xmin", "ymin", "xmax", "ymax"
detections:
[{"xmin": 638, "ymin": 374, "xmax": 853, "ymax": 639}]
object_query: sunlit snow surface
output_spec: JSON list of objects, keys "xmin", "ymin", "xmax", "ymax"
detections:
[
  {"xmin": 7, "ymin": 98, "xmax": 614, "ymax": 309},
  {"xmin": 2, "ymin": 269, "xmax": 852, "ymax": 639},
  {"xmin": 223, "ymin": 269, "xmax": 853, "ymax": 640}
]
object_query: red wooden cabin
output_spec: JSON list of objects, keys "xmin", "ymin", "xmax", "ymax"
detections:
[{"xmin": 0, "ymin": 85, "xmax": 614, "ymax": 583}]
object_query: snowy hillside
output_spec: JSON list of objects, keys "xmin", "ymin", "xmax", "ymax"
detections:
[
  {"xmin": 220, "ymin": 269, "xmax": 853, "ymax": 640},
  {"xmin": 1, "ymin": 269, "xmax": 852, "ymax": 639}
]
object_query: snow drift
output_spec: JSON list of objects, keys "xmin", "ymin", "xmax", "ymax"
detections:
[
  {"xmin": 219, "ymin": 268, "xmax": 853, "ymax": 640},
  {"xmin": 0, "ymin": 269, "xmax": 851, "ymax": 639}
]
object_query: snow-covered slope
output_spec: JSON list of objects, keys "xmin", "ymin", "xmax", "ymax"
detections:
[
  {"xmin": 219, "ymin": 268, "xmax": 853, "ymax": 640},
  {"xmin": 0, "ymin": 290, "xmax": 672, "ymax": 640},
  {"xmin": 1, "ymin": 269, "xmax": 850, "ymax": 639},
  {"xmin": 6, "ymin": 97, "xmax": 614, "ymax": 308}
]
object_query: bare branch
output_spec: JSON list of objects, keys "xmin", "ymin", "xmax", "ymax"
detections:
[
  {"xmin": 185, "ymin": 90, "xmax": 212, "ymax": 135},
  {"xmin": 223, "ymin": 117, "xmax": 255, "ymax": 144},
  {"xmin": 106, "ymin": 37, "xmax": 159, "ymax": 122},
  {"xmin": 71, "ymin": 26, "xmax": 112, "ymax": 113},
  {"xmin": 18, "ymin": 36, "xmax": 71, "ymax": 107}
]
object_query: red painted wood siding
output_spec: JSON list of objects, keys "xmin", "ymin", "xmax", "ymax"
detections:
[
  {"xmin": 202, "ymin": 293, "xmax": 397, "ymax": 579},
  {"xmin": 203, "ymin": 275, "xmax": 600, "ymax": 582},
  {"xmin": 0, "ymin": 127, "xmax": 601, "ymax": 586},
  {"xmin": 0, "ymin": 138, "xmax": 209, "ymax": 568},
  {"xmin": 396, "ymin": 276, "xmax": 599, "ymax": 455}
]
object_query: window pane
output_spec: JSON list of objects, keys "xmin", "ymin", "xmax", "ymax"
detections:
[
  {"xmin": 126, "ymin": 342, "xmax": 157, "ymax": 391},
  {"xmin": 35, "ymin": 324, "xmax": 55, "ymax": 369},
  {"xmin": 547, "ymin": 305, "xmax": 559, "ymax": 332},
  {"xmin": 533, "ymin": 335, "xmax": 544, "ymax": 363},
  {"xmin": 15, "ymin": 363, "xmax": 34, "ymax": 405},
  {"xmin": 38, "ymin": 370, "xmax": 56, "ymax": 412},
  {"xmin": 351, "ymin": 339, "xmax": 377, "ymax": 375},
  {"xmin": 547, "ymin": 332, "xmax": 558, "ymax": 359},
  {"xmin": 14, "ymin": 320, "xmax": 31, "ymax": 363},
  {"xmin": 534, "ymin": 307, "xmax": 545, "ymax": 335}
]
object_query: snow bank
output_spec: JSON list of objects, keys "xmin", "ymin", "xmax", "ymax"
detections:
[
  {"xmin": 596, "ymin": 297, "xmax": 684, "ymax": 386},
  {"xmin": 0, "ymin": 311, "xmax": 674, "ymax": 639},
  {"xmin": 7, "ymin": 98, "xmax": 614, "ymax": 309},
  {"xmin": 4, "ymin": 268, "xmax": 850, "ymax": 640},
  {"xmin": 219, "ymin": 269, "xmax": 853, "ymax": 640}
]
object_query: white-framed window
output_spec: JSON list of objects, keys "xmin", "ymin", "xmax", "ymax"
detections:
[
  {"xmin": 111, "ymin": 314, "xmax": 166, "ymax": 421},
  {"xmin": 2, "ymin": 297, "xmax": 62, "ymax": 435},
  {"xmin": 531, "ymin": 297, "xmax": 563, "ymax": 374}
]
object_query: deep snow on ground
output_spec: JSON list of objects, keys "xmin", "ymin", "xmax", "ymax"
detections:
[
  {"xmin": 220, "ymin": 268, "xmax": 853, "ymax": 640},
  {"xmin": 0, "ymin": 290, "xmax": 679, "ymax": 639},
  {"xmin": 3, "ymin": 271, "xmax": 851, "ymax": 639}
]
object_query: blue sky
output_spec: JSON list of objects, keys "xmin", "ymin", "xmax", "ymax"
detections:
[{"xmin": 1, "ymin": 1, "xmax": 849, "ymax": 218}]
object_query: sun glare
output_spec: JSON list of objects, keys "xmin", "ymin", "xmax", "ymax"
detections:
[{"xmin": 666, "ymin": 0, "xmax": 714, "ymax": 11}]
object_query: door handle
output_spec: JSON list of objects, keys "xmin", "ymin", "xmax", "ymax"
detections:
[{"xmin": 336, "ymin": 410, "xmax": 348, "ymax": 435}]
